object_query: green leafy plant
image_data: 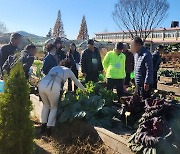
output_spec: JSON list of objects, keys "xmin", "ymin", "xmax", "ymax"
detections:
[
  {"xmin": 0, "ymin": 63, "xmax": 34, "ymax": 154},
  {"xmin": 57, "ymin": 82, "xmax": 118, "ymax": 129}
]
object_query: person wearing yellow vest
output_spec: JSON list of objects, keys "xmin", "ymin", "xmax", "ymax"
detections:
[{"xmin": 103, "ymin": 42, "xmax": 126, "ymax": 99}]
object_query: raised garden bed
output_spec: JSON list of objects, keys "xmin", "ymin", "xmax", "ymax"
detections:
[{"xmin": 30, "ymin": 94, "xmax": 132, "ymax": 154}]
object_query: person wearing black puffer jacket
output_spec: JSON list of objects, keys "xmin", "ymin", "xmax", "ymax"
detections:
[
  {"xmin": 66, "ymin": 43, "xmax": 80, "ymax": 91},
  {"xmin": 81, "ymin": 39, "xmax": 103, "ymax": 83}
]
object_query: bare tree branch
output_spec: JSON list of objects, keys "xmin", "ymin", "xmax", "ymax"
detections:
[
  {"xmin": 112, "ymin": 0, "xmax": 169, "ymax": 41},
  {"xmin": 0, "ymin": 22, "xmax": 7, "ymax": 34}
]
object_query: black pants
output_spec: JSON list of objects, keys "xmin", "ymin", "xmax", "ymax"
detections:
[
  {"xmin": 125, "ymin": 73, "xmax": 131, "ymax": 86},
  {"xmin": 85, "ymin": 71, "xmax": 99, "ymax": 83},
  {"xmin": 135, "ymin": 84, "xmax": 152, "ymax": 99},
  {"xmin": 107, "ymin": 78, "xmax": 124, "ymax": 99},
  {"xmin": 153, "ymin": 71, "xmax": 158, "ymax": 89},
  {"xmin": 68, "ymin": 69, "xmax": 78, "ymax": 91}
]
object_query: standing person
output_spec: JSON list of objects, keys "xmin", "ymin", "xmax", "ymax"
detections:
[
  {"xmin": 131, "ymin": 37, "xmax": 153, "ymax": 99},
  {"xmin": 67, "ymin": 43, "xmax": 80, "ymax": 91},
  {"xmin": 123, "ymin": 43, "xmax": 134, "ymax": 86},
  {"xmin": 0, "ymin": 33, "xmax": 22, "ymax": 75},
  {"xmin": 21, "ymin": 44, "xmax": 37, "ymax": 79},
  {"xmin": 42, "ymin": 44, "xmax": 58, "ymax": 75},
  {"xmin": 103, "ymin": 42, "xmax": 126, "ymax": 99},
  {"xmin": 81, "ymin": 39, "xmax": 103, "ymax": 83},
  {"xmin": 152, "ymin": 45, "xmax": 163, "ymax": 89},
  {"xmin": 54, "ymin": 37, "xmax": 66, "ymax": 62},
  {"xmin": 38, "ymin": 60, "xmax": 85, "ymax": 136}
]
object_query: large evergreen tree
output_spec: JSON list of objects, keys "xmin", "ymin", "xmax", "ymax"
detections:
[
  {"xmin": 77, "ymin": 16, "xmax": 89, "ymax": 40},
  {"xmin": 53, "ymin": 10, "xmax": 66, "ymax": 38},
  {"xmin": 0, "ymin": 63, "xmax": 34, "ymax": 154}
]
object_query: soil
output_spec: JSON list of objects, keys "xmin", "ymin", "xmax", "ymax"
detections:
[{"xmin": 33, "ymin": 120, "xmax": 115, "ymax": 154}]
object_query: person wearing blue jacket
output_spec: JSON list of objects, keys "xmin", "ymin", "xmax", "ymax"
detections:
[
  {"xmin": 131, "ymin": 37, "xmax": 153, "ymax": 99},
  {"xmin": 42, "ymin": 44, "xmax": 59, "ymax": 75}
]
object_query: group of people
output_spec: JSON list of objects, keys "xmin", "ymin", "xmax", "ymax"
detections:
[
  {"xmin": 0, "ymin": 33, "xmax": 37, "ymax": 79},
  {"xmin": 0, "ymin": 33, "xmax": 163, "ymax": 137}
]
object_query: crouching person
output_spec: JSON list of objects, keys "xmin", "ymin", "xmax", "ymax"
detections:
[{"xmin": 38, "ymin": 59, "xmax": 85, "ymax": 137}]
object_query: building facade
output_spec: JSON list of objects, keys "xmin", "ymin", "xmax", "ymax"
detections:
[{"xmin": 95, "ymin": 27, "xmax": 180, "ymax": 46}]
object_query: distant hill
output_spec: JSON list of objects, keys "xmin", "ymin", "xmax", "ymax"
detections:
[{"xmin": 16, "ymin": 31, "xmax": 44, "ymax": 38}]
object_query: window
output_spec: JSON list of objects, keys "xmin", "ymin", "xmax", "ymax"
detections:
[
  {"xmin": 164, "ymin": 31, "xmax": 176, "ymax": 38},
  {"xmin": 152, "ymin": 32, "xmax": 163, "ymax": 38}
]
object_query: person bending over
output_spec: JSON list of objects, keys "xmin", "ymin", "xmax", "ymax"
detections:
[{"xmin": 38, "ymin": 59, "xmax": 85, "ymax": 137}]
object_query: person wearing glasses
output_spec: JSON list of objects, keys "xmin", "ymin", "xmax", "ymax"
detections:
[{"xmin": 81, "ymin": 39, "xmax": 103, "ymax": 83}]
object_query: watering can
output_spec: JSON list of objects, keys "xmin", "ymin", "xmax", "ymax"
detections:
[{"xmin": 0, "ymin": 80, "xmax": 4, "ymax": 93}]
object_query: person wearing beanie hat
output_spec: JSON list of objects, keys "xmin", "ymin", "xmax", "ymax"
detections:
[
  {"xmin": 103, "ymin": 42, "xmax": 126, "ymax": 99},
  {"xmin": 0, "ymin": 33, "xmax": 22, "ymax": 75},
  {"xmin": 81, "ymin": 39, "xmax": 103, "ymax": 82}
]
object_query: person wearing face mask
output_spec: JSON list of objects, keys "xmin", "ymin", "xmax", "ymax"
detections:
[
  {"xmin": 42, "ymin": 44, "xmax": 59, "ymax": 75},
  {"xmin": 103, "ymin": 42, "xmax": 126, "ymax": 99}
]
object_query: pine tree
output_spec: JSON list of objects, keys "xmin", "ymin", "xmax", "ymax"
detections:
[
  {"xmin": 46, "ymin": 28, "xmax": 52, "ymax": 37},
  {"xmin": 0, "ymin": 63, "xmax": 34, "ymax": 154},
  {"xmin": 77, "ymin": 15, "xmax": 89, "ymax": 40},
  {"xmin": 53, "ymin": 10, "xmax": 66, "ymax": 38}
]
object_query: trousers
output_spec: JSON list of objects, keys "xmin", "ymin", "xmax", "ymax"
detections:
[
  {"xmin": 38, "ymin": 79, "xmax": 61, "ymax": 127},
  {"xmin": 107, "ymin": 78, "xmax": 124, "ymax": 99}
]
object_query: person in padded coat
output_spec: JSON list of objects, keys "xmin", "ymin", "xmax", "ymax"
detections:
[
  {"xmin": 81, "ymin": 39, "xmax": 103, "ymax": 83},
  {"xmin": 42, "ymin": 44, "xmax": 59, "ymax": 75}
]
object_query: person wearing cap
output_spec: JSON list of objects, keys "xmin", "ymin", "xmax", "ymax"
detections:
[
  {"xmin": 42, "ymin": 44, "xmax": 59, "ymax": 75},
  {"xmin": 152, "ymin": 45, "xmax": 163, "ymax": 89},
  {"xmin": 0, "ymin": 33, "xmax": 22, "ymax": 74},
  {"xmin": 131, "ymin": 37, "xmax": 153, "ymax": 99},
  {"xmin": 123, "ymin": 43, "xmax": 134, "ymax": 87},
  {"xmin": 103, "ymin": 42, "xmax": 126, "ymax": 99},
  {"xmin": 81, "ymin": 39, "xmax": 103, "ymax": 82},
  {"xmin": 54, "ymin": 37, "xmax": 66, "ymax": 62},
  {"xmin": 39, "ymin": 59, "xmax": 85, "ymax": 137}
]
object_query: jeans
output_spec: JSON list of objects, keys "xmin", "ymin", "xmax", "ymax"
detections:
[
  {"xmin": 85, "ymin": 71, "xmax": 99, "ymax": 83},
  {"xmin": 107, "ymin": 78, "xmax": 124, "ymax": 99},
  {"xmin": 38, "ymin": 79, "xmax": 61, "ymax": 127},
  {"xmin": 135, "ymin": 84, "xmax": 152, "ymax": 99},
  {"xmin": 68, "ymin": 69, "xmax": 78, "ymax": 91}
]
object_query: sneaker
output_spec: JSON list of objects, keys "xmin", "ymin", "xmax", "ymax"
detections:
[
  {"xmin": 40, "ymin": 123, "xmax": 47, "ymax": 135},
  {"xmin": 46, "ymin": 127, "xmax": 52, "ymax": 137}
]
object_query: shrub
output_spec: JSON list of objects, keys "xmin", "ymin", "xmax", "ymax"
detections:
[{"xmin": 0, "ymin": 63, "xmax": 34, "ymax": 154}]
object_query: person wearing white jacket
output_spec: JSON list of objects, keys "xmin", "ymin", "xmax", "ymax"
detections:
[{"xmin": 38, "ymin": 60, "xmax": 85, "ymax": 136}]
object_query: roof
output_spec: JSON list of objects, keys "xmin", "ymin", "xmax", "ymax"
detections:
[{"xmin": 95, "ymin": 27, "xmax": 180, "ymax": 35}]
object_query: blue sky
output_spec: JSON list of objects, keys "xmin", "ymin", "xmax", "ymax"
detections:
[{"xmin": 0, "ymin": 0, "xmax": 179, "ymax": 39}]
